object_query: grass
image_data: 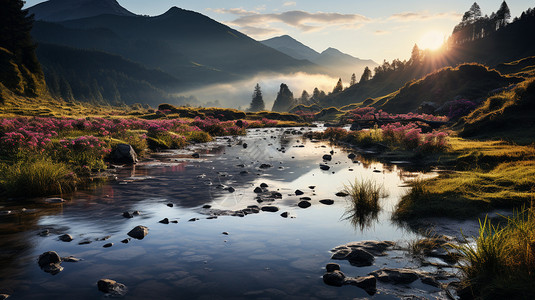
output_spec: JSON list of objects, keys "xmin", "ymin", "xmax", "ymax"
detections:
[
  {"xmin": 455, "ymin": 207, "xmax": 535, "ymax": 299},
  {"xmin": 341, "ymin": 178, "xmax": 384, "ymax": 230},
  {"xmin": 0, "ymin": 158, "xmax": 78, "ymax": 197}
]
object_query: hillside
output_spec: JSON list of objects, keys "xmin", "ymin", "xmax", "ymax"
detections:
[
  {"xmin": 31, "ymin": 6, "xmax": 319, "ymax": 89},
  {"xmin": 261, "ymin": 35, "xmax": 319, "ymax": 62},
  {"xmin": 459, "ymin": 76, "xmax": 535, "ymax": 144},
  {"xmin": 0, "ymin": 47, "xmax": 47, "ymax": 103},
  {"xmin": 28, "ymin": 0, "xmax": 136, "ymax": 22},
  {"xmin": 36, "ymin": 43, "xmax": 187, "ymax": 106}
]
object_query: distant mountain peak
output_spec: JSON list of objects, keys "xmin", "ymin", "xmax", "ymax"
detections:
[{"xmin": 29, "ymin": 0, "xmax": 136, "ymax": 22}]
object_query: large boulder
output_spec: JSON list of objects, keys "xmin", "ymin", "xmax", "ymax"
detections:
[
  {"xmin": 37, "ymin": 251, "xmax": 63, "ymax": 275},
  {"xmin": 110, "ymin": 144, "xmax": 138, "ymax": 164},
  {"xmin": 322, "ymin": 270, "xmax": 346, "ymax": 287}
]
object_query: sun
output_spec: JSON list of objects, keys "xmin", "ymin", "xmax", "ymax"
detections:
[{"xmin": 418, "ymin": 31, "xmax": 446, "ymax": 50}]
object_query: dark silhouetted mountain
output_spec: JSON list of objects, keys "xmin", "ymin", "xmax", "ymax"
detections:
[
  {"xmin": 29, "ymin": 0, "xmax": 136, "ymax": 22},
  {"xmin": 261, "ymin": 35, "xmax": 377, "ymax": 80},
  {"xmin": 36, "ymin": 43, "xmax": 191, "ymax": 106},
  {"xmin": 261, "ymin": 35, "xmax": 319, "ymax": 62},
  {"xmin": 31, "ymin": 6, "xmax": 319, "ymax": 91}
]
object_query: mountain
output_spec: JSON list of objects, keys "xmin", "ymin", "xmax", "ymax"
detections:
[
  {"xmin": 28, "ymin": 0, "xmax": 136, "ymax": 22},
  {"xmin": 261, "ymin": 35, "xmax": 319, "ymax": 62},
  {"xmin": 261, "ymin": 35, "xmax": 378, "ymax": 80},
  {"xmin": 31, "ymin": 6, "xmax": 319, "ymax": 90}
]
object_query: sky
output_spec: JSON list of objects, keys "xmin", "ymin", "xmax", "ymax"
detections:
[{"xmin": 23, "ymin": 0, "xmax": 534, "ymax": 62}]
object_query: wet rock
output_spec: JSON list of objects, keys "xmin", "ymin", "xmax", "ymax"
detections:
[
  {"xmin": 323, "ymin": 270, "xmax": 346, "ymax": 287},
  {"xmin": 202, "ymin": 205, "xmax": 212, "ymax": 209},
  {"xmin": 222, "ymin": 232, "xmax": 229, "ymax": 235},
  {"xmin": 127, "ymin": 225, "xmax": 148, "ymax": 240},
  {"xmin": 39, "ymin": 229, "xmax": 50, "ymax": 236},
  {"xmin": 132, "ymin": 211, "xmax": 141, "ymax": 216},
  {"xmin": 370, "ymin": 268, "xmax": 420, "ymax": 284},
  {"xmin": 280, "ymin": 212, "xmax": 289, "ymax": 218},
  {"xmin": 122, "ymin": 211, "xmax": 133, "ymax": 218},
  {"xmin": 59, "ymin": 234, "xmax": 73, "ymax": 242},
  {"xmin": 259, "ymin": 164, "xmax": 272, "ymax": 169},
  {"xmin": 62, "ymin": 256, "xmax": 81, "ymax": 262},
  {"xmin": 254, "ymin": 187, "xmax": 263, "ymax": 193},
  {"xmin": 373, "ymin": 169, "xmax": 381, "ymax": 173},
  {"xmin": 320, "ymin": 164, "xmax": 330, "ymax": 171},
  {"xmin": 159, "ymin": 218, "xmax": 170, "ymax": 224},
  {"xmin": 343, "ymin": 240, "xmax": 395, "ymax": 256},
  {"xmin": 78, "ymin": 240, "xmax": 91, "ymax": 245},
  {"xmin": 298, "ymin": 201, "xmax": 311, "ymax": 208},
  {"xmin": 110, "ymin": 144, "xmax": 137, "ymax": 164},
  {"xmin": 167, "ymin": 203, "xmax": 174, "ymax": 207},
  {"xmin": 325, "ymin": 263, "xmax": 340, "ymax": 272},
  {"xmin": 121, "ymin": 239, "xmax": 130, "ymax": 244},
  {"xmin": 242, "ymin": 143, "xmax": 248, "ymax": 149},
  {"xmin": 421, "ymin": 275, "xmax": 440, "ymax": 287},
  {"xmin": 348, "ymin": 153, "xmax": 356, "ymax": 159},
  {"xmin": 261, "ymin": 206, "xmax": 279, "ymax": 212},
  {"xmin": 271, "ymin": 191, "xmax": 283, "ymax": 199},
  {"xmin": 300, "ymin": 197, "xmax": 312, "ymax": 200},
  {"xmin": 344, "ymin": 275, "xmax": 377, "ymax": 295},
  {"xmin": 335, "ymin": 191, "xmax": 349, "ymax": 197},
  {"xmin": 260, "ymin": 183, "xmax": 269, "ymax": 188},
  {"xmin": 38, "ymin": 251, "xmax": 63, "ymax": 275},
  {"xmin": 295, "ymin": 190, "xmax": 304, "ymax": 196},
  {"xmin": 171, "ymin": 220, "xmax": 178, "ymax": 223},
  {"xmin": 188, "ymin": 218, "xmax": 200, "ymax": 222},
  {"xmin": 319, "ymin": 199, "xmax": 334, "ymax": 205},
  {"xmin": 322, "ymin": 154, "xmax": 332, "ymax": 161},
  {"xmin": 103, "ymin": 243, "xmax": 113, "ymax": 248},
  {"xmin": 227, "ymin": 187, "xmax": 236, "ymax": 193},
  {"xmin": 308, "ymin": 186, "xmax": 316, "ymax": 189},
  {"xmin": 191, "ymin": 153, "xmax": 200, "ymax": 158},
  {"xmin": 97, "ymin": 279, "xmax": 128, "ymax": 297},
  {"xmin": 44, "ymin": 198, "xmax": 65, "ymax": 204}
]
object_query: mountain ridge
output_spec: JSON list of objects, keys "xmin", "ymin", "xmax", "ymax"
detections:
[{"xmin": 29, "ymin": 0, "xmax": 136, "ymax": 22}]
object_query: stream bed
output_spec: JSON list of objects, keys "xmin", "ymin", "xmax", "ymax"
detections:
[{"xmin": 0, "ymin": 127, "xmax": 473, "ymax": 299}]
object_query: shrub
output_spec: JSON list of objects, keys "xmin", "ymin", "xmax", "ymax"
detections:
[
  {"xmin": 341, "ymin": 178, "xmax": 384, "ymax": 230},
  {"xmin": 0, "ymin": 158, "xmax": 78, "ymax": 196}
]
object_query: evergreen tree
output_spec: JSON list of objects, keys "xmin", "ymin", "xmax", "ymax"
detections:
[
  {"xmin": 299, "ymin": 90, "xmax": 310, "ymax": 104},
  {"xmin": 332, "ymin": 78, "xmax": 343, "ymax": 93},
  {"xmin": 312, "ymin": 87, "xmax": 321, "ymax": 99},
  {"xmin": 0, "ymin": 0, "xmax": 41, "ymax": 74},
  {"xmin": 350, "ymin": 73, "xmax": 357, "ymax": 86},
  {"xmin": 359, "ymin": 67, "xmax": 372, "ymax": 83},
  {"xmin": 410, "ymin": 44, "xmax": 421, "ymax": 64},
  {"xmin": 271, "ymin": 83, "xmax": 294, "ymax": 112},
  {"xmin": 249, "ymin": 83, "xmax": 265, "ymax": 112},
  {"xmin": 496, "ymin": 1, "xmax": 511, "ymax": 29}
]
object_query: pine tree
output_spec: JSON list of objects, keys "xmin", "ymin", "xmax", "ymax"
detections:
[
  {"xmin": 299, "ymin": 90, "xmax": 310, "ymax": 104},
  {"xmin": 249, "ymin": 83, "xmax": 265, "ymax": 112},
  {"xmin": 0, "ymin": 0, "xmax": 41, "ymax": 74},
  {"xmin": 410, "ymin": 44, "xmax": 421, "ymax": 64},
  {"xmin": 359, "ymin": 67, "xmax": 372, "ymax": 83},
  {"xmin": 496, "ymin": 1, "xmax": 511, "ymax": 29},
  {"xmin": 350, "ymin": 73, "xmax": 357, "ymax": 86},
  {"xmin": 332, "ymin": 78, "xmax": 343, "ymax": 93},
  {"xmin": 271, "ymin": 83, "xmax": 294, "ymax": 112}
]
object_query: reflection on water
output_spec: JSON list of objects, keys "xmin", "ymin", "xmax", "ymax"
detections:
[{"xmin": 0, "ymin": 127, "xmax": 436, "ymax": 299}]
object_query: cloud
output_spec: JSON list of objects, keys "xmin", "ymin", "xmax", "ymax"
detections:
[
  {"xmin": 238, "ymin": 26, "xmax": 284, "ymax": 38},
  {"xmin": 230, "ymin": 10, "xmax": 370, "ymax": 33},
  {"xmin": 207, "ymin": 8, "xmax": 259, "ymax": 16},
  {"xmin": 374, "ymin": 30, "xmax": 390, "ymax": 35},
  {"xmin": 388, "ymin": 11, "xmax": 462, "ymax": 22},
  {"xmin": 283, "ymin": 2, "xmax": 297, "ymax": 6}
]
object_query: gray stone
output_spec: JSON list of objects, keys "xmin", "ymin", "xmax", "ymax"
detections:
[
  {"xmin": 323, "ymin": 270, "xmax": 346, "ymax": 287},
  {"xmin": 59, "ymin": 234, "xmax": 73, "ymax": 242},
  {"xmin": 260, "ymin": 183, "xmax": 269, "ymax": 188},
  {"xmin": 295, "ymin": 190, "xmax": 304, "ymax": 195},
  {"xmin": 159, "ymin": 218, "xmax": 170, "ymax": 224},
  {"xmin": 110, "ymin": 144, "xmax": 138, "ymax": 164},
  {"xmin": 97, "ymin": 279, "xmax": 128, "ymax": 297},
  {"xmin": 280, "ymin": 212, "xmax": 289, "ymax": 218},
  {"xmin": 122, "ymin": 211, "xmax": 133, "ymax": 218},
  {"xmin": 331, "ymin": 246, "xmax": 374, "ymax": 267},
  {"xmin": 103, "ymin": 243, "xmax": 113, "ymax": 248},
  {"xmin": 127, "ymin": 225, "xmax": 148, "ymax": 240},
  {"xmin": 254, "ymin": 187, "xmax": 263, "ymax": 193},
  {"xmin": 322, "ymin": 154, "xmax": 332, "ymax": 161},
  {"xmin": 227, "ymin": 187, "xmax": 235, "ymax": 193},
  {"xmin": 335, "ymin": 191, "xmax": 349, "ymax": 197},
  {"xmin": 348, "ymin": 153, "xmax": 356, "ymax": 159},
  {"xmin": 320, "ymin": 164, "xmax": 330, "ymax": 170},
  {"xmin": 319, "ymin": 199, "xmax": 334, "ymax": 205},
  {"xmin": 261, "ymin": 206, "xmax": 279, "ymax": 212},
  {"xmin": 325, "ymin": 263, "xmax": 340, "ymax": 272}
]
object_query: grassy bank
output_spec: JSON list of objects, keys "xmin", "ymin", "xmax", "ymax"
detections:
[{"xmin": 456, "ymin": 207, "xmax": 535, "ymax": 299}]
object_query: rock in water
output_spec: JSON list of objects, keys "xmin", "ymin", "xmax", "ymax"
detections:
[
  {"xmin": 325, "ymin": 263, "xmax": 340, "ymax": 272},
  {"xmin": 323, "ymin": 270, "xmax": 346, "ymax": 287},
  {"xmin": 110, "ymin": 144, "xmax": 138, "ymax": 164},
  {"xmin": 97, "ymin": 279, "xmax": 128, "ymax": 297},
  {"xmin": 122, "ymin": 211, "xmax": 133, "ymax": 218},
  {"xmin": 261, "ymin": 206, "xmax": 279, "ymax": 212},
  {"xmin": 38, "ymin": 251, "xmax": 63, "ymax": 275},
  {"xmin": 322, "ymin": 154, "xmax": 332, "ymax": 161},
  {"xmin": 319, "ymin": 199, "xmax": 334, "ymax": 205},
  {"xmin": 295, "ymin": 190, "xmax": 304, "ymax": 195},
  {"xmin": 298, "ymin": 201, "xmax": 311, "ymax": 208},
  {"xmin": 127, "ymin": 226, "xmax": 148, "ymax": 240},
  {"xmin": 59, "ymin": 234, "xmax": 73, "ymax": 242},
  {"xmin": 320, "ymin": 164, "xmax": 330, "ymax": 171},
  {"xmin": 344, "ymin": 275, "xmax": 377, "ymax": 295},
  {"xmin": 159, "ymin": 218, "xmax": 170, "ymax": 224}
]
